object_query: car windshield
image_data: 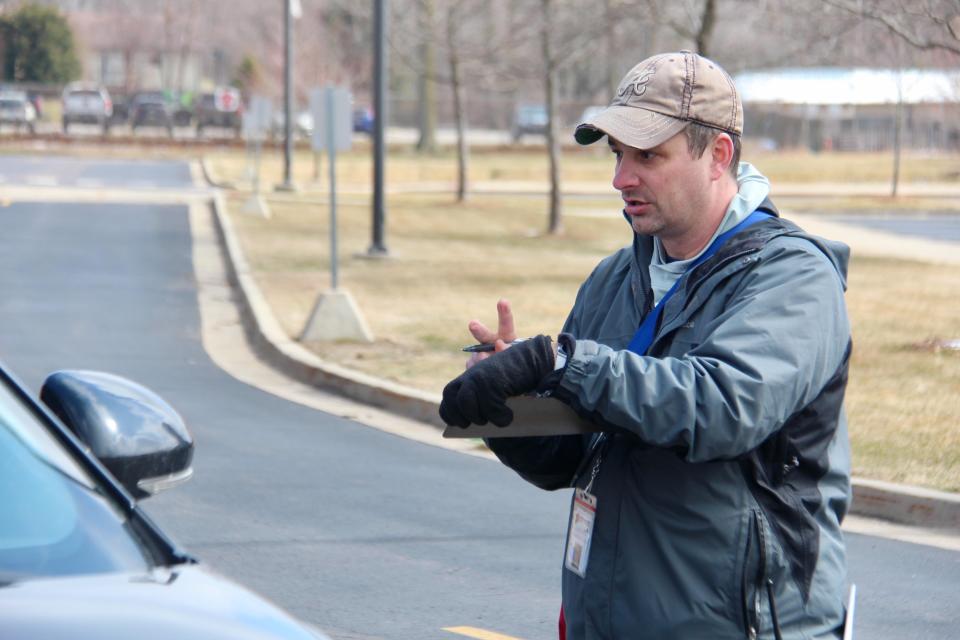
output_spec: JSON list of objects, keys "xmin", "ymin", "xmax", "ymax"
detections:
[
  {"xmin": 0, "ymin": 376, "xmax": 154, "ymax": 583},
  {"xmin": 67, "ymin": 90, "xmax": 102, "ymax": 99},
  {"xmin": 518, "ymin": 106, "xmax": 547, "ymax": 123},
  {"xmin": 0, "ymin": 99, "xmax": 23, "ymax": 109}
]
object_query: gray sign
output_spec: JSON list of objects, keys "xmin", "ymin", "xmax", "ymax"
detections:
[
  {"xmin": 243, "ymin": 96, "xmax": 273, "ymax": 142},
  {"xmin": 310, "ymin": 87, "xmax": 352, "ymax": 152}
]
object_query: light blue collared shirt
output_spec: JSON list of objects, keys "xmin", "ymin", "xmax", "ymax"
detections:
[{"xmin": 649, "ymin": 162, "xmax": 771, "ymax": 305}]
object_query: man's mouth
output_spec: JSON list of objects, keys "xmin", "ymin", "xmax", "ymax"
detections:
[{"xmin": 622, "ymin": 197, "xmax": 650, "ymax": 215}]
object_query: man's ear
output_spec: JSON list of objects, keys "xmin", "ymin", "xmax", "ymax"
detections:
[{"xmin": 709, "ymin": 133, "xmax": 734, "ymax": 180}]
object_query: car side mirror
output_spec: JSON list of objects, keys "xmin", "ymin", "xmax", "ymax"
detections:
[{"xmin": 39, "ymin": 370, "xmax": 194, "ymax": 500}]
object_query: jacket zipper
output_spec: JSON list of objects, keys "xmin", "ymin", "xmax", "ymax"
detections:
[
  {"xmin": 754, "ymin": 510, "xmax": 768, "ymax": 638},
  {"xmin": 744, "ymin": 508, "xmax": 785, "ymax": 640},
  {"xmin": 741, "ymin": 509, "xmax": 757, "ymax": 640}
]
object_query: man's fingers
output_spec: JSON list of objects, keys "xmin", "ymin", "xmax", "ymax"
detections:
[
  {"xmin": 497, "ymin": 299, "xmax": 518, "ymax": 342},
  {"xmin": 468, "ymin": 319, "xmax": 498, "ymax": 344},
  {"xmin": 467, "ymin": 299, "xmax": 519, "ymax": 352}
]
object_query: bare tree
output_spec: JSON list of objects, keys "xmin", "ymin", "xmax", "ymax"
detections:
[
  {"xmin": 389, "ymin": 0, "xmax": 521, "ymax": 201},
  {"xmin": 542, "ymin": 0, "xmax": 563, "ymax": 234},
  {"xmin": 822, "ymin": 0, "xmax": 960, "ymax": 56},
  {"xmin": 416, "ymin": 0, "xmax": 438, "ymax": 152},
  {"xmin": 445, "ymin": 1, "xmax": 469, "ymax": 201}
]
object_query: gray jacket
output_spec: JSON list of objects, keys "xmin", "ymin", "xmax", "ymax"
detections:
[{"xmin": 488, "ymin": 208, "xmax": 851, "ymax": 639}]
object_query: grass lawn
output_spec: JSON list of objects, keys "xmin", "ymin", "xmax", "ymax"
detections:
[
  {"xmin": 206, "ymin": 143, "xmax": 960, "ymax": 189},
  {"xmin": 224, "ymin": 184, "xmax": 960, "ymax": 492}
]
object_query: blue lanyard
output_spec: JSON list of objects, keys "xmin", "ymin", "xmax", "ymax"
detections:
[{"xmin": 626, "ymin": 210, "xmax": 772, "ymax": 355}]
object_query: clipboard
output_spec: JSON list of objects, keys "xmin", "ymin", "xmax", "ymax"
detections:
[{"xmin": 442, "ymin": 395, "xmax": 602, "ymax": 438}]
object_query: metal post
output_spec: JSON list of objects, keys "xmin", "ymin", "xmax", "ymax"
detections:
[
  {"xmin": 254, "ymin": 139, "xmax": 262, "ymax": 197},
  {"xmin": 368, "ymin": 0, "xmax": 389, "ymax": 255},
  {"xmin": 326, "ymin": 88, "xmax": 339, "ymax": 290},
  {"xmin": 278, "ymin": 0, "xmax": 296, "ymax": 191}
]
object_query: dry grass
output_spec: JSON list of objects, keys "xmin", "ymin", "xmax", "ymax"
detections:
[
  {"xmin": 227, "ymin": 191, "xmax": 617, "ymax": 391},
  {"xmin": 844, "ymin": 257, "xmax": 960, "ymax": 491},
  {"xmin": 208, "ymin": 144, "xmax": 960, "ymax": 190},
  {"xmin": 226, "ymin": 182, "xmax": 960, "ymax": 492}
]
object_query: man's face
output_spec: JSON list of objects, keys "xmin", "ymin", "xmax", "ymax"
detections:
[{"xmin": 608, "ymin": 131, "xmax": 714, "ymax": 242}]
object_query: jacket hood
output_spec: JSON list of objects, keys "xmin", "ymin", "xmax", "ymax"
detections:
[{"xmin": 795, "ymin": 233, "xmax": 850, "ymax": 290}]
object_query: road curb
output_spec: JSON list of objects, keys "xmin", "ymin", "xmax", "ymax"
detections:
[
  {"xmin": 204, "ymin": 187, "xmax": 960, "ymax": 530},
  {"xmin": 199, "ymin": 156, "xmax": 237, "ymax": 191},
  {"xmin": 852, "ymin": 478, "xmax": 960, "ymax": 529},
  {"xmin": 208, "ymin": 192, "xmax": 445, "ymax": 428}
]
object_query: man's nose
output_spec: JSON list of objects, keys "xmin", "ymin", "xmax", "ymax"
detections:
[{"xmin": 612, "ymin": 157, "xmax": 639, "ymax": 191}]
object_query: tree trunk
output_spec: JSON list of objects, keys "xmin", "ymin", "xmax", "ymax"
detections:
[
  {"xmin": 695, "ymin": 0, "xmax": 716, "ymax": 57},
  {"xmin": 416, "ymin": 0, "xmax": 437, "ymax": 153},
  {"xmin": 604, "ymin": 0, "xmax": 618, "ymax": 98},
  {"xmin": 447, "ymin": 6, "xmax": 468, "ymax": 202},
  {"xmin": 891, "ymin": 77, "xmax": 904, "ymax": 198},
  {"xmin": 542, "ymin": 0, "xmax": 563, "ymax": 235}
]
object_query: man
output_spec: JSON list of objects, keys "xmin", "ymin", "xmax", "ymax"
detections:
[{"xmin": 440, "ymin": 51, "xmax": 851, "ymax": 639}]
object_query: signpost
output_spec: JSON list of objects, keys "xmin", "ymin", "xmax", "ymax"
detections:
[
  {"xmin": 300, "ymin": 86, "xmax": 373, "ymax": 343},
  {"xmin": 242, "ymin": 95, "xmax": 273, "ymax": 218}
]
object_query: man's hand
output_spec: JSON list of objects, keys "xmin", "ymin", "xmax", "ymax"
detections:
[
  {"xmin": 440, "ymin": 335, "xmax": 555, "ymax": 428},
  {"xmin": 466, "ymin": 298, "xmax": 517, "ymax": 369}
]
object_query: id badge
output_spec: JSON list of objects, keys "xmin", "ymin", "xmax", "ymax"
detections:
[{"xmin": 564, "ymin": 488, "xmax": 597, "ymax": 578}]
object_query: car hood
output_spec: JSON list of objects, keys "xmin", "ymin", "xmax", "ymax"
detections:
[{"xmin": 0, "ymin": 564, "xmax": 328, "ymax": 639}]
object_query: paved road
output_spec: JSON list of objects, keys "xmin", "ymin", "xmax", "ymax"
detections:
[
  {"xmin": 0, "ymin": 154, "xmax": 192, "ymax": 190},
  {"xmin": 0, "ymin": 158, "xmax": 957, "ymax": 639},
  {"xmin": 832, "ymin": 213, "xmax": 960, "ymax": 244},
  {"xmin": 0, "ymin": 197, "xmax": 569, "ymax": 639}
]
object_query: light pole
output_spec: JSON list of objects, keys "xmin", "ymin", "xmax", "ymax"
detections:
[
  {"xmin": 368, "ymin": 0, "xmax": 389, "ymax": 255},
  {"xmin": 277, "ymin": 0, "xmax": 296, "ymax": 192}
]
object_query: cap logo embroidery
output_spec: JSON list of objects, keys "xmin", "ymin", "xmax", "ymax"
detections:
[{"xmin": 615, "ymin": 70, "xmax": 654, "ymax": 104}]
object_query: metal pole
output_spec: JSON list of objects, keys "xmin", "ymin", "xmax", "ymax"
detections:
[
  {"xmin": 368, "ymin": 0, "xmax": 389, "ymax": 255},
  {"xmin": 327, "ymin": 88, "xmax": 339, "ymax": 290},
  {"xmin": 279, "ymin": 0, "xmax": 295, "ymax": 191}
]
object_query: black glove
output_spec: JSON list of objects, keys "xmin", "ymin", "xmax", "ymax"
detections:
[{"xmin": 440, "ymin": 335, "xmax": 555, "ymax": 428}]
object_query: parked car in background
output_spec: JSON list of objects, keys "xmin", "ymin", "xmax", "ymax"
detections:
[
  {"xmin": 352, "ymin": 106, "xmax": 374, "ymax": 135},
  {"xmin": 129, "ymin": 91, "xmax": 174, "ymax": 136},
  {"xmin": 62, "ymin": 83, "xmax": 113, "ymax": 134},
  {"xmin": 511, "ymin": 104, "xmax": 548, "ymax": 142},
  {"xmin": 271, "ymin": 109, "xmax": 314, "ymax": 141},
  {"xmin": 195, "ymin": 87, "xmax": 242, "ymax": 137},
  {"xmin": 107, "ymin": 93, "xmax": 132, "ymax": 125},
  {"xmin": 0, "ymin": 362, "xmax": 330, "ymax": 639},
  {"xmin": 0, "ymin": 90, "xmax": 37, "ymax": 134}
]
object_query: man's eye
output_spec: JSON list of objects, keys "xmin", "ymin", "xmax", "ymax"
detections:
[{"xmin": 640, "ymin": 151, "xmax": 656, "ymax": 160}]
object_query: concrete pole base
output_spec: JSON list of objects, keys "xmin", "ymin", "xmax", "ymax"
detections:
[
  {"xmin": 242, "ymin": 195, "xmax": 271, "ymax": 218},
  {"xmin": 300, "ymin": 289, "xmax": 374, "ymax": 343},
  {"xmin": 274, "ymin": 181, "xmax": 300, "ymax": 193}
]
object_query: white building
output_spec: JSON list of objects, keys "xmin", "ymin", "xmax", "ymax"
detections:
[{"xmin": 734, "ymin": 68, "xmax": 960, "ymax": 151}]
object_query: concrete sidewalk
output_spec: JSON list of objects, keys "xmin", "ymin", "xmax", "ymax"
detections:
[{"xmin": 200, "ymin": 165, "xmax": 960, "ymax": 531}]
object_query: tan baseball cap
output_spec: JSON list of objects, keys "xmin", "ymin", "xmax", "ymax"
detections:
[{"xmin": 575, "ymin": 50, "xmax": 742, "ymax": 149}]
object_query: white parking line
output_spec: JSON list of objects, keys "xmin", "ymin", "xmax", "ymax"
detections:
[{"xmin": 25, "ymin": 175, "xmax": 58, "ymax": 187}]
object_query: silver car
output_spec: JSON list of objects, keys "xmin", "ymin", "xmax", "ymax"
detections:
[
  {"xmin": 62, "ymin": 83, "xmax": 113, "ymax": 134},
  {"xmin": 0, "ymin": 91, "xmax": 37, "ymax": 134},
  {"xmin": 0, "ymin": 363, "xmax": 330, "ymax": 639}
]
